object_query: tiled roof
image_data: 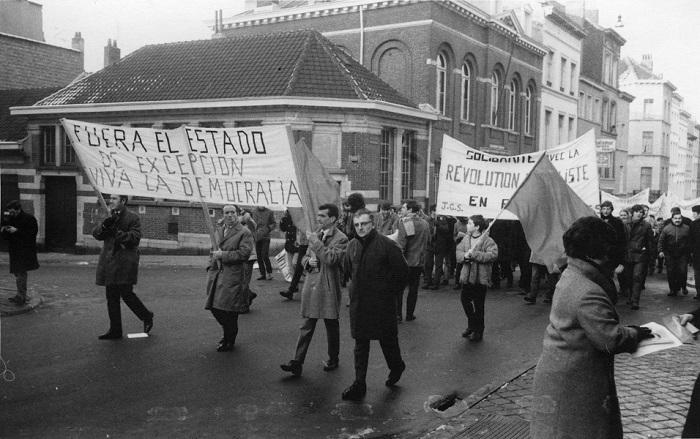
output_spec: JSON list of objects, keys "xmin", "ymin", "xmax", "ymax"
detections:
[
  {"xmin": 35, "ymin": 29, "xmax": 416, "ymax": 109},
  {"xmin": 0, "ymin": 87, "xmax": 61, "ymax": 141},
  {"xmin": 620, "ymin": 57, "xmax": 661, "ymax": 81}
]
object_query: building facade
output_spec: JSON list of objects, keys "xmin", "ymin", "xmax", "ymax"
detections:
[
  {"xmin": 217, "ymin": 0, "xmax": 546, "ymax": 203},
  {"xmin": 619, "ymin": 56, "xmax": 674, "ymax": 200},
  {"xmin": 11, "ymin": 30, "xmax": 434, "ymax": 250},
  {"xmin": 566, "ymin": 9, "xmax": 630, "ymax": 196}
]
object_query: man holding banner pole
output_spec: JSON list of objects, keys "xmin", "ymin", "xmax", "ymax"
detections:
[{"xmin": 93, "ymin": 194, "xmax": 153, "ymax": 340}]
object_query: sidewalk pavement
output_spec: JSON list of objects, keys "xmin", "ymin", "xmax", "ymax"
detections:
[{"xmin": 419, "ymin": 319, "xmax": 698, "ymax": 438}]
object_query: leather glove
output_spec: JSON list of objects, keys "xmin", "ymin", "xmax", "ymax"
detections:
[
  {"xmin": 630, "ymin": 325, "xmax": 654, "ymax": 341},
  {"xmin": 115, "ymin": 230, "xmax": 128, "ymax": 245},
  {"xmin": 102, "ymin": 214, "xmax": 118, "ymax": 230}
]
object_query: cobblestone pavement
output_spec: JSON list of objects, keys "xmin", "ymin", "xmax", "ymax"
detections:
[{"xmin": 420, "ymin": 324, "xmax": 699, "ymax": 439}]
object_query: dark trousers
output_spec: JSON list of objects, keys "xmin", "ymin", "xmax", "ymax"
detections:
[
  {"xmin": 289, "ymin": 245, "xmax": 308, "ymax": 292},
  {"xmin": 434, "ymin": 249, "xmax": 451, "ymax": 285},
  {"xmin": 397, "ymin": 267, "xmax": 422, "ymax": 318},
  {"xmin": 293, "ymin": 318, "xmax": 339, "ymax": 364},
  {"xmin": 517, "ymin": 256, "xmax": 532, "ymax": 292},
  {"xmin": 423, "ymin": 249, "xmax": 435, "ymax": 285},
  {"xmin": 491, "ymin": 260, "xmax": 513, "ymax": 287},
  {"xmin": 14, "ymin": 271, "xmax": 27, "ymax": 299},
  {"xmin": 353, "ymin": 336, "xmax": 403, "ymax": 384},
  {"xmin": 694, "ymin": 260, "xmax": 700, "ymax": 295},
  {"xmin": 211, "ymin": 308, "xmax": 239, "ymax": 344},
  {"xmin": 460, "ymin": 283, "xmax": 486, "ymax": 334},
  {"xmin": 256, "ymin": 237, "xmax": 272, "ymax": 276},
  {"xmin": 624, "ymin": 261, "xmax": 649, "ymax": 306},
  {"xmin": 683, "ymin": 372, "xmax": 700, "ymax": 438},
  {"xmin": 105, "ymin": 284, "xmax": 151, "ymax": 334},
  {"xmin": 666, "ymin": 254, "xmax": 688, "ymax": 293}
]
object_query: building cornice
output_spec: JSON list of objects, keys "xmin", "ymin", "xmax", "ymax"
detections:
[
  {"xmin": 545, "ymin": 11, "xmax": 587, "ymax": 40},
  {"xmin": 10, "ymin": 96, "xmax": 438, "ymax": 121},
  {"xmin": 221, "ymin": 0, "xmax": 547, "ymax": 56},
  {"xmin": 579, "ymin": 75, "xmax": 605, "ymax": 92}
]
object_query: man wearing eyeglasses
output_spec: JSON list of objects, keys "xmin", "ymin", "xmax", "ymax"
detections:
[{"xmin": 341, "ymin": 208, "xmax": 408, "ymax": 401}]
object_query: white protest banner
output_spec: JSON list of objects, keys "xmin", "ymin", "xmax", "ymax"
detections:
[
  {"xmin": 544, "ymin": 129, "xmax": 599, "ymax": 208},
  {"xmin": 61, "ymin": 119, "xmax": 303, "ymax": 208},
  {"xmin": 436, "ymin": 130, "xmax": 599, "ymax": 219},
  {"xmin": 600, "ymin": 188, "xmax": 650, "ymax": 216},
  {"xmin": 650, "ymin": 192, "xmax": 700, "ymax": 219},
  {"xmin": 435, "ymin": 135, "xmax": 541, "ymax": 218}
]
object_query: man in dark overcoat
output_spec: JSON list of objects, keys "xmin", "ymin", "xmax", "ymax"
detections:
[
  {"xmin": 342, "ymin": 209, "xmax": 408, "ymax": 401},
  {"xmin": 624, "ymin": 204, "xmax": 654, "ymax": 310},
  {"xmin": 93, "ymin": 194, "xmax": 153, "ymax": 340},
  {"xmin": 206, "ymin": 205, "xmax": 254, "ymax": 352},
  {"xmin": 1, "ymin": 200, "xmax": 39, "ymax": 305}
]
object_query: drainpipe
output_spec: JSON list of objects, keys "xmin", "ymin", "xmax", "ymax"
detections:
[
  {"xmin": 359, "ymin": 4, "xmax": 365, "ymax": 65},
  {"xmin": 425, "ymin": 121, "xmax": 433, "ymax": 208}
]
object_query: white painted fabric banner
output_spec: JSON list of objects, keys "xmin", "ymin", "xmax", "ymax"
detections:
[
  {"xmin": 61, "ymin": 119, "xmax": 303, "ymax": 208},
  {"xmin": 600, "ymin": 188, "xmax": 650, "ymax": 216},
  {"xmin": 435, "ymin": 130, "xmax": 599, "ymax": 218},
  {"xmin": 543, "ymin": 129, "xmax": 599, "ymax": 208},
  {"xmin": 649, "ymin": 192, "xmax": 700, "ymax": 219}
]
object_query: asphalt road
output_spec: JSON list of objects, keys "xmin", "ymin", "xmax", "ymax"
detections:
[{"xmin": 3, "ymin": 263, "xmax": 685, "ymax": 438}]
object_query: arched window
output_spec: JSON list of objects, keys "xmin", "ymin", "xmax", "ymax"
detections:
[
  {"xmin": 490, "ymin": 71, "xmax": 500, "ymax": 126},
  {"xmin": 436, "ymin": 53, "xmax": 447, "ymax": 115},
  {"xmin": 461, "ymin": 62, "xmax": 471, "ymax": 121},
  {"xmin": 524, "ymin": 86, "xmax": 533, "ymax": 135},
  {"xmin": 507, "ymin": 79, "xmax": 517, "ymax": 130}
]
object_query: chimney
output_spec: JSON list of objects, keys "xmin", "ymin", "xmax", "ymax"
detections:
[
  {"xmin": 71, "ymin": 32, "xmax": 84, "ymax": 52},
  {"xmin": 641, "ymin": 54, "xmax": 653, "ymax": 72},
  {"xmin": 103, "ymin": 39, "xmax": 121, "ymax": 68}
]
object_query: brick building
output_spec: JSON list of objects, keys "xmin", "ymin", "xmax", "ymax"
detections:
[
  {"xmin": 11, "ymin": 29, "xmax": 434, "ymax": 251},
  {"xmin": 217, "ymin": 0, "xmax": 546, "ymax": 201}
]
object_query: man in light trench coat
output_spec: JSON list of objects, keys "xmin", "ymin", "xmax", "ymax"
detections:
[{"xmin": 280, "ymin": 203, "xmax": 348, "ymax": 376}]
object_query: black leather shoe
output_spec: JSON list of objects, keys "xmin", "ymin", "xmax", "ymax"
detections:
[
  {"xmin": 683, "ymin": 288, "xmax": 689, "ymax": 295},
  {"xmin": 257, "ymin": 275, "xmax": 267, "ymax": 281},
  {"xmin": 8, "ymin": 296, "xmax": 26, "ymax": 305},
  {"xmin": 279, "ymin": 291, "xmax": 294, "ymax": 300},
  {"xmin": 217, "ymin": 341, "xmax": 234, "ymax": 352},
  {"xmin": 144, "ymin": 313, "xmax": 154, "ymax": 334},
  {"xmin": 341, "ymin": 381, "xmax": 367, "ymax": 401},
  {"xmin": 280, "ymin": 360, "xmax": 302, "ymax": 376},
  {"xmin": 322, "ymin": 359, "xmax": 339, "ymax": 371},
  {"xmin": 668, "ymin": 291, "xmax": 678, "ymax": 297},
  {"xmin": 468, "ymin": 332, "xmax": 483, "ymax": 342},
  {"xmin": 98, "ymin": 332, "xmax": 122, "ymax": 340},
  {"xmin": 461, "ymin": 329, "xmax": 473, "ymax": 338},
  {"xmin": 405, "ymin": 315, "xmax": 416, "ymax": 322},
  {"xmin": 386, "ymin": 361, "xmax": 406, "ymax": 386}
]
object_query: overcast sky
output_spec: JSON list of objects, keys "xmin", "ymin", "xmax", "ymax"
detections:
[{"xmin": 38, "ymin": 0, "xmax": 700, "ymax": 117}]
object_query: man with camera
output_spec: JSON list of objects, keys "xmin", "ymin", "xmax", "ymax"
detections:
[
  {"xmin": 93, "ymin": 194, "xmax": 153, "ymax": 340},
  {"xmin": 1, "ymin": 200, "xmax": 39, "ymax": 306}
]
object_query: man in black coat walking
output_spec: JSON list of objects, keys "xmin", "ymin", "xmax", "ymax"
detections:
[
  {"xmin": 600, "ymin": 201, "xmax": 627, "ymax": 292},
  {"xmin": 1, "ymin": 200, "xmax": 39, "ymax": 306},
  {"xmin": 93, "ymin": 195, "xmax": 153, "ymax": 339},
  {"xmin": 342, "ymin": 208, "xmax": 408, "ymax": 401}
]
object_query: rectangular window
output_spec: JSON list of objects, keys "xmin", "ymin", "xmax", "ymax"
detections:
[
  {"xmin": 642, "ymin": 131, "xmax": 654, "ymax": 153},
  {"xmin": 579, "ymin": 92, "xmax": 585, "ymax": 117},
  {"xmin": 643, "ymin": 99, "xmax": 654, "ymax": 119},
  {"xmin": 587, "ymin": 95, "xmax": 593, "ymax": 120},
  {"xmin": 560, "ymin": 57, "xmax": 567, "ymax": 92},
  {"xmin": 41, "ymin": 126, "xmax": 56, "ymax": 166},
  {"xmin": 544, "ymin": 110, "xmax": 552, "ymax": 149},
  {"xmin": 603, "ymin": 51, "xmax": 612, "ymax": 85},
  {"xmin": 558, "ymin": 114, "xmax": 566, "ymax": 145},
  {"xmin": 568, "ymin": 117, "xmax": 575, "ymax": 141},
  {"xmin": 570, "ymin": 63, "xmax": 577, "ymax": 95},
  {"xmin": 379, "ymin": 128, "xmax": 393, "ymax": 201},
  {"xmin": 61, "ymin": 127, "xmax": 75, "ymax": 165},
  {"xmin": 546, "ymin": 52, "xmax": 553, "ymax": 85},
  {"xmin": 593, "ymin": 98, "xmax": 600, "ymax": 123},
  {"xmin": 400, "ymin": 131, "xmax": 415, "ymax": 200},
  {"xmin": 609, "ymin": 102, "xmax": 617, "ymax": 132},
  {"xmin": 640, "ymin": 167, "xmax": 652, "ymax": 189},
  {"xmin": 602, "ymin": 100, "xmax": 609, "ymax": 128}
]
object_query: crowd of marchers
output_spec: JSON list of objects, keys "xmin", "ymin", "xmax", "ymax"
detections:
[{"xmin": 3, "ymin": 191, "xmax": 700, "ymax": 437}]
